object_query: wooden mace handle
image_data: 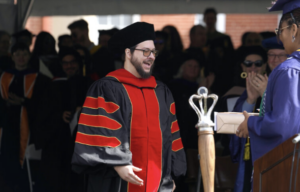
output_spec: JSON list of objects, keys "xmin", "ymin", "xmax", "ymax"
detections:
[{"xmin": 198, "ymin": 130, "xmax": 215, "ymax": 192}]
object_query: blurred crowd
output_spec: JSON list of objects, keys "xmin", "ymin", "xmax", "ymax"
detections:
[{"xmin": 0, "ymin": 7, "xmax": 284, "ymax": 192}]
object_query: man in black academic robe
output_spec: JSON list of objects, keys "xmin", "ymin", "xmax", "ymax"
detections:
[{"xmin": 72, "ymin": 22, "xmax": 186, "ymax": 192}]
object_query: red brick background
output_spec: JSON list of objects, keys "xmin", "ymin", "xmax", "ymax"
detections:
[
  {"xmin": 141, "ymin": 14, "xmax": 195, "ymax": 49},
  {"xmin": 226, "ymin": 14, "xmax": 278, "ymax": 48}
]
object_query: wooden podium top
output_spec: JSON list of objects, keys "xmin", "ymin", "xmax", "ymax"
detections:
[{"xmin": 253, "ymin": 134, "xmax": 300, "ymax": 192}]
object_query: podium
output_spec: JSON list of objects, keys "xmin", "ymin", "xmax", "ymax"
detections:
[{"xmin": 253, "ymin": 134, "xmax": 300, "ymax": 192}]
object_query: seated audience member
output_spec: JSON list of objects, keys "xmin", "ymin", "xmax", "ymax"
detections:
[
  {"xmin": 12, "ymin": 29, "xmax": 35, "ymax": 47},
  {"xmin": 259, "ymin": 31, "xmax": 276, "ymax": 40},
  {"xmin": 0, "ymin": 31, "xmax": 13, "ymax": 73},
  {"xmin": 169, "ymin": 57, "xmax": 204, "ymax": 192},
  {"xmin": 30, "ymin": 32, "xmax": 62, "ymax": 77},
  {"xmin": 58, "ymin": 34, "xmax": 73, "ymax": 50},
  {"xmin": 229, "ymin": 46, "xmax": 267, "ymax": 192},
  {"xmin": 0, "ymin": 43, "xmax": 60, "ymax": 192}
]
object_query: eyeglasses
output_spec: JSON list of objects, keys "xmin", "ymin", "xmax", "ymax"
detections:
[
  {"xmin": 243, "ymin": 60, "xmax": 264, "ymax": 67},
  {"xmin": 267, "ymin": 54, "xmax": 287, "ymax": 60},
  {"xmin": 275, "ymin": 25, "xmax": 290, "ymax": 36},
  {"xmin": 134, "ymin": 49, "xmax": 159, "ymax": 57}
]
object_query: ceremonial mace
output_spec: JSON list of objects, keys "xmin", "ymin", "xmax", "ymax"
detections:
[{"xmin": 189, "ymin": 87, "xmax": 218, "ymax": 192}]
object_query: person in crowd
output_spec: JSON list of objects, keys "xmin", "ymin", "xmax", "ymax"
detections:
[
  {"xmin": 98, "ymin": 28, "xmax": 119, "ymax": 48},
  {"xmin": 0, "ymin": 43, "xmax": 61, "ymax": 192},
  {"xmin": 31, "ymin": 31, "xmax": 62, "ymax": 77},
  {"xmin": 12, "ymin": 29, "xmax": 35, "ymax": 47},
  {"xmin": 243, "ymin": 32, "xmax": 263, "ymax": 47},
  {"xmin": 169, "ymin": 57, "xmax": 204, "ymax": 192},
  {"xmin": 152, "ymin": 31, "xmax": 173, "ymax": 83},
  {"xmin": 71, "ymin": 22, "xmax": 186, "ymax": 192},
  {"xmin": 236, "ymin": 0, "xmax": 300, "ymax": 171},
  {"xmin": 68, "ymin": 19, "xmax": 96, "ymax": 52},
  {"xmin": 186, "ymin": 25, "xmax": 207, "ymax": 68},
  {"xmin": 229, "ymin": 46, "xmax": 267, "ymax": 192},
  {"xmin": 0, "ymin": 31, "xmax": 13, "ymax": 73},
  {"xmin": 53, "ymin": 47, "xmax": 91, "ymax": 192},
  {"xmin": 58, "ymin": 34, "xmax": 73, "ymax": 50},
  {"xmin": 204, "ymin": 8, "xmax": 234, "ymax": 47},
  {"xmin": 162, "ymin": 25, "xmax": 184, "ymax": 54},
  {"xmin": 73, "ymin": 44, "xmax": 92, "ymax": 76}
]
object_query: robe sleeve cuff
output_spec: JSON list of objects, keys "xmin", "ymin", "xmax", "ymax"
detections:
[{"xmin": 242, "ymin": 100, "xmax": 255, "ymax": 112}]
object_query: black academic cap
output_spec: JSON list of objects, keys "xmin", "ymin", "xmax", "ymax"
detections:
[
  {"xmin": 108, "ymin": 22, "xmax": 155, "ymax": 53},
  {"xmin": 269, "ymin": 0, "xmax": 300, "ymax": 14},
  {"xmin": 262, "ymin": 36, "xmax": 284, "ymax": 50},
  {"xmin": 236, "ymin": 46, "xmax": 267, "ymax": 64},
  {"xmin": 12, "ymin": 29, "xmax": 35, "ymax": 38}
]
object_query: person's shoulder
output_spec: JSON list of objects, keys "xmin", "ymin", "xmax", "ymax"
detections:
[{"xmin": 274, "ymin": 57, "xmax": 300, "ymax": 73}]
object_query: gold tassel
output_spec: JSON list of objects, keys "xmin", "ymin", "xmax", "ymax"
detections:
[
  {"xmin": 83, "ymin": 64, "xmax": 86, "ymax": 77},
  {"xmin": 244, "ymin": 137, "xmax": 250, "ymax": 161}
]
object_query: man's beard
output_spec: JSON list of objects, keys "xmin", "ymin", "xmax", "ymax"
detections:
[{"xmin": 131, "ymin": 56, "xmax": 154, "ymax": 79}]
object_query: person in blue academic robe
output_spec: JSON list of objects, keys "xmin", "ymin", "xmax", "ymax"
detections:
[
  {"xmin": 236, "ymin": 0, "xmax": 300, "ymax": 170},
  {"xmin": 229, "ymin": 46, "xmax": 267, "ymax": 192}
]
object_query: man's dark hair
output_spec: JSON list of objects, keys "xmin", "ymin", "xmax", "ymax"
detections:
[
  {"xmin": 129, "ymin": 45, "xmax": 137, "ymax": 54},
  {"xmin": 204, "ymin": 8, "xmax": 217, "ymax": 16},
  {"xmin": 68, "ymin": 19, "xmax": 88, "ymax": 30},
  {"xmin": 189, "ymin": 25, "xmax": 205, "ymax": 37},
  {"xmin": 58, "ymin": 34, "xmax": 72, "ymax": 48},
  {"xmin": 11, "ymin": 43, "xmax": 30, "ymax": 55}
]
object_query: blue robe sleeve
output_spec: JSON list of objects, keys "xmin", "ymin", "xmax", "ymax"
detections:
[{"xmin": 248, "ymin": 67, "xmax": 300, "ymax": 163}]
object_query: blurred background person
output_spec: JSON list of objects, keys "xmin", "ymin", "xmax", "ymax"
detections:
[
  {"xmin": 68, "ymin": 19, "xmax": 95, "ymax": 51},
  {"xmin": 152, "ymin": 30, "xmax": 173, "ymax": 83},
  {"xmin": 12, "ymin": 29, "xmax": 35, "ymax": 47},
  {"xmin": 162, "ymin": 25, "xmax": 184, "ymax": 55},
  {"xmin": 54, "ymin": 47, "xmax": 91, "ymax": 192},
  {"xmin": 31, "ymin": 31, "xmax": 62, "ymax": 77},
  {"xmin": 73, "ymin": 44, "xmax": 91, "ymax": 76},
  {"xmin": 0, "ymin": 31, "xmax": 13, "ymax": 73},
  {"xmin": 242, "ymin": 32, "xmax": 263, "ymax": 47},
  {"xmin": 169, "ymin": 57, "xmax": 205, "ymax": 192},
  {"xmin": 0, "ymin": 43, "xmax": 61, "ymax": 192},
  {"xmin": 98, "ymin": 28, "xmax": 119, "ymax": 48},
  {"xmin": 58, "ymin": 34, "xmax": 73, "ymax": 50}
]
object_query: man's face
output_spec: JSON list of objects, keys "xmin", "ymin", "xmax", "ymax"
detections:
[
  {"xmin": 191, "ymin": 27, "xmax": 207, "ymax": 48},
  {"xmin": 130, "ymin": 40, "xmax": 156, "ymax": 79},
  {"xmin": 98, "ymin": 34, "xmax": 111, "ymax": 48},
  {"xmin": 241, "ymin": 54, "xmax": 266, "ymax": 74},
  {"xmin": 70, "ymin": 28, "xmax": 86, "ymax": 45},
  {"xmin": 12, "ymin": 50, "xmax": 30, "ymax": 69},
  {"xmin": 204, "ymin": 13, "xmax": 217, "ymax": 29},
  {"xmin": 182, "ymin": 59, "xmax": 200, "ymax": 81},
  {"xmin": 0, "ymin": 34, "xmax": 10, "ymax": 56},
  {"xmin": 267, "ymin": 49, "xmax": 287, "ymax": 71},
  {"xmin": 61, "ymin": 55, "xmax": 79, "ymax": 78}
]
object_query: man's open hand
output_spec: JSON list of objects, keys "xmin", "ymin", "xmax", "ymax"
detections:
[{"xmin": 114, "ymin": 165, "xmax": 143, "ymax": 186}]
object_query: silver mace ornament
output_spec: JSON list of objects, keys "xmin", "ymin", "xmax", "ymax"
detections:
[{"xmin": 189, "ymin": 87, "xmax": 218, "ymax": 192}]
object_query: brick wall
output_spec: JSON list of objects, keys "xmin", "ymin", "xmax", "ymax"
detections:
[
  {"xmin": 226, "ymin": 14, "xmax": 278, "ymax": 48},
  {"xmin": 141, "ymin": 14, "xmax": 195, "ymax": 49}
]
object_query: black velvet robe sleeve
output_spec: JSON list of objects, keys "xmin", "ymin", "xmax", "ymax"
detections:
[{"xmin": 71, "ymin": 80, "xmax": 132, "ymax": 174}]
